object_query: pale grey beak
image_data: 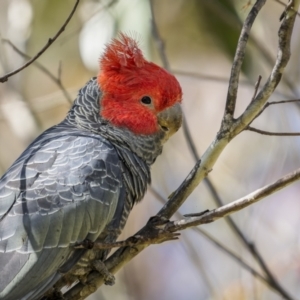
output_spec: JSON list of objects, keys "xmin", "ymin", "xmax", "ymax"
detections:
[{"xmin": 157, "ymin": 103, "xmax": 183, "ymax": 139}]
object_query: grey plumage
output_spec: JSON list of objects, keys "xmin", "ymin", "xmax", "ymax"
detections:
[{"xmin": 0, "ymin": 78, "xmax": 159, "ymax": 300}]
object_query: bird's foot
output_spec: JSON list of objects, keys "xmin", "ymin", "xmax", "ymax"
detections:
[
  {"xmin": 74, "ymin": 239, "xmax": 94, "ymax": 249},
  {"xmin": 92, "ymin": 260, "xmax": 115, "ymax": 286},
  {"xmin": 42, "ymin": 288, "xmax": 65, "ymax": 300},
  {"xmin": 132, "ymin": 215, "xmax": 180, "ymax": 245},
  {"xmin": 75, "ymin": 216, "xmax": 180, "ymax": 252}
]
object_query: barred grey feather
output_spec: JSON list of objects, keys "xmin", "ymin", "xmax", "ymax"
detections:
[{"xmin": 0, "ymin": 78, "xmax": 162, "ymax": 300}]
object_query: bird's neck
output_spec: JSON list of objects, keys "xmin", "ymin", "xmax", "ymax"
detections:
[{"xmin": 65, "ymin": 78, "xmax": 164, "ymax": 166}]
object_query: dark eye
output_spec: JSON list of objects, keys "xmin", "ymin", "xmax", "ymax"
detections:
[{"xmin": 141, "ymin": 96, "xmax": 152, "ymax": 105}]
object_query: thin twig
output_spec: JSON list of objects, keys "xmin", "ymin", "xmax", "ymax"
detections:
[
  {"xmin": 280, "ymin": 0, "xmax": 297, "ymax": 21},
  {"xmin": 267, "ymin": 98, "xmax": 300, "ymax": 105},
  {"xmin": 251, "ymin": 75, "xmax": 262, "ymax": 102},
  {"xmin": 248, "ymin": 242, "xmax": 293, "ymax": 300},
  {"xmin": 248, "ymin": 126, "xmax": 300, "ymax": 136},
  {"xmin": 205, "ymin": 0, "xmax": 298, "ymax": 98},
  {"xmin": 274, "ymin": 0, "xmax": 300, "ymax": 17},
  {"xmin": 210, "ymin": 0, "xmax": 299, "ymax": 98},
  {"xmin": 158, "ymin": 160, "xmax": 202, "ymax": 218},
  {"xmin": 0, "ymin": 0, "xmax": 80, "ymax": 83},
  {"xmin": 253, "ymin": 98, "xmax": 300, "ymax": 121},
  {"xmin": 170, "ymin": 168, "xmax": 300, "ymax": 231},
  {"xmin": 2, "ymin": 39, "xmax": 73, "ymax": 104},
  {"xmin": 263, "ymin": 98, "xmax": 300, "ymax": 116},
  {"xmin": 223, "ymin": 0, "xmax": 266, "ymax": 120}
]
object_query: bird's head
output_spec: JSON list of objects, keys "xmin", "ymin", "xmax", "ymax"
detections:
[{"xmin": 98, "ymin": 33, "xmax": 182, "ymax": 142}]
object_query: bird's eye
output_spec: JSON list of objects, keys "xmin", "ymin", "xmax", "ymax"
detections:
[{"xmin": 141, "ymin": 96, "xmax": 152, "ymax": 105}]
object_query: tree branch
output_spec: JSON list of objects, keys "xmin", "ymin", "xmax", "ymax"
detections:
[
  {"xmin": 0, "ymin": 0, "xmax": 80, "ymax": 83},
  {"xmin": 170, "ymin": 168, "xmax": 300, "ymax": 231},
  {"xmin": 247, "ymin": 126, "xmax": 300, "ymax": 136},
  {"xmin": 65, "ymin": 166, "xmax": 300, "ymax": 300},
  {"xmin": 275, "ymin": 0, "xmax": 300, "ymax": 17},
  {"xmin": 232, "ymin": 0, "xmax": 299, "ymax": 136},
  {"xmin": 223, "ymin": 0, "xmax": 266, "ymax": 121},
  {"xmin": 142, "ymin": 5, "xmax": 293, "ymax": 299},
  {"xmin": 2, "ymin": 39, "xmax": 73, "ymax": 104}
]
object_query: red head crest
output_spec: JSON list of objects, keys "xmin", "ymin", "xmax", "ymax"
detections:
[
  {"xmin": 98, "ymin": 33, "xmax": 182, "ymax": 135},
  {"xmin": 100, "ymin": 33, "xmax": 145, "ymax": 72}
]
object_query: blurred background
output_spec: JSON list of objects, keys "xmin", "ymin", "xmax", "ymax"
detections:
[{"xmin": 1, "ymin": 0, "xmax": 300, "ymax": 299}]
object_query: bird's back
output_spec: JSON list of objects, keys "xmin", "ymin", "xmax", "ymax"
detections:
[{"xmin": 0, "ymin": 122, "xmax": 125, "ymax": 299}]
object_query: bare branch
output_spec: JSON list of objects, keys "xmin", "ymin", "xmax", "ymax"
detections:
[
  {"xmin": 249, "ymin": 98, "xmax": 300, "ymax": 126},
  {"xmin": 247, "ymin": 126, "xmax": 300, "ymax": 136},
  {"xmin": 157, "ymin": 0, "xmax": 294, "ymax": 221},
  {"xmin": 148, "ymin": 8, "xmax": 289, "ymax": 296},
  {"xmin": 108, "ymin": 0, "xmax": 297, "ymax": 279},
  {"xmin": 2, "ymin": 39, "xmax": 73, "ymax": 104},
  {"xmin": 255, "ymin": 98, "xmax": 300, "ymax": 121},
  {"xmin": 150, "ymin": 11, "xmax": 300, "ymax": 298},
  {"xmin": 75, "ymin": 197, "xmax": 287, "ymax": 298},
  {"xmin": 268, "ymin": 98, "xmax": 300, "ymax": 105},
  {"xmin": 150, "ymin": 187, "xmax": 273, "ymax": 289},
  {"xmin": 251, "ymin": 75, "xmax": 262, "ymax": 102},
  {"xmin": 65, "ymin": 167, "xmax": 300, "ymax": 300},
  {"xmin": 170, "ymin": 168, "xmax": 300, "ymax": 229},
  {"xmin": 202, "ymin": 0, "xmax": 298, "ymax": 98},
  {"xmin": 0, "ymin": 0, "xmax": 80, "ymax": 83},
  {"xmin": 232, "ymin": 1, "xmax": 299, "ymax": 136},
  {"xmin": 274, "ymin": 0, "xmax": 300, "ymax": 17},
  {"xmin": 223, "ymin": 0, "xmax": 266, "ymax": 120}
]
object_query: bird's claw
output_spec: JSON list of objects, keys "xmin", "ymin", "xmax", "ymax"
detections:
[
  {"xmin": 42, "ymin": 289, "xmax": 65, "ymax": 300},
  {"xmin": 135, "ymin": 215, "xmax": 180, "ymax": 245},
  {"xmin": 74, "ymin": 239, "xmax": 94, "ymax": 249},
  {"xmin": 92, "ymin": 260, "xmax": 115, "ymax": 286}
]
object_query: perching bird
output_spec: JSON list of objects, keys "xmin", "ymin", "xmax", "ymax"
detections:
[{"xmin": 0, "ymin": 33, "xmax": 182, "ymax": 300}]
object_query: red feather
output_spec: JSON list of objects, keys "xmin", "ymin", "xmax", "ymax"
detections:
[
  {"xmin": 100, "ymin": 33, "xmax": 145, "ymax": 71},
  {"xmin": 98, "ymin": 33, "xmax": 182, "ymax": 135}
]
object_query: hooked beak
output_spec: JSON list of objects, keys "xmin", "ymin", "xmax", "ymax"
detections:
[{"xmin": 157, "ymin": 103, "xmax": 183, "ymax": 139}]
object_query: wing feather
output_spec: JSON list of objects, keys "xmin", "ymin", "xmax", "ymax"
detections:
[{"xmin": 0, "ymin": 125, "xmax": 123, "ymax": 300}]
